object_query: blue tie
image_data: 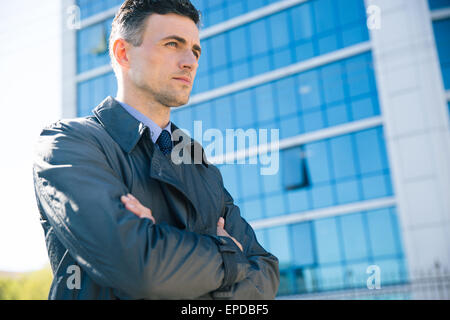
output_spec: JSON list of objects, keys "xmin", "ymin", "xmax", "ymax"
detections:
[{"xmin": 156, "ymin": 129, "xmax": 172, "ymax": 155}]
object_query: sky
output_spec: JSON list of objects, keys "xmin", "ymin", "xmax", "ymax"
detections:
[{"xmin": 0, "ymin": 0, "xmax": 62, "ymax": 272}]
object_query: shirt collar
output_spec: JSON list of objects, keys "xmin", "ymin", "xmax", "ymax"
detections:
[
  {"xmin": 116, "ymin": 99, "xmax": 171, "ymax": 145},
  {"xmin": 91, "ymin": 96, "xmax": 209, "ymax": 167}
]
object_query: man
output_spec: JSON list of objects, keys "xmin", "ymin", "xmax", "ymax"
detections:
[{"xmin": 33, "ymin": 0, "xmax": 279, "ymax": 299}]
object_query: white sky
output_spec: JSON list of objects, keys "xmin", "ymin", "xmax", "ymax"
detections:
[{"xmin": 0, "ymin": 0, "xmax": 62, "ymax": 272}]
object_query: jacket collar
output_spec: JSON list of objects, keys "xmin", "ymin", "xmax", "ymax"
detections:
[{"xmin": 92, "ymin": 96, "xmax": 209, "ymax": 167}]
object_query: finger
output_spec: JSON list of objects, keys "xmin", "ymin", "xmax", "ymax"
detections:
[{"xmin": 217, "ymin": 217, "xmax": 225, "ymax": 228}]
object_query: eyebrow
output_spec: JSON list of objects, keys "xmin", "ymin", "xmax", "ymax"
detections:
[{"xmin": 160, "ymin": 35, "xmax": 202, "ymax": 56}]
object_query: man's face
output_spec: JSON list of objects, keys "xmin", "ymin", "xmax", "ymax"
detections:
[{"xmin": 126, "ymin": 13, "xmax": 201, "ymax": 108}]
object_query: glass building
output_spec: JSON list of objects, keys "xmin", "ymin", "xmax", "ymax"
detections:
[{"xmin": 61, "ymin": 0, "xmax": 450, "ymax": 298}]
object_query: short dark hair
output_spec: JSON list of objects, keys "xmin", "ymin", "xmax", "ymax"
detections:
[{"xmin": 109, "ymin": 0, "xmax": 201, "ymax": 69}]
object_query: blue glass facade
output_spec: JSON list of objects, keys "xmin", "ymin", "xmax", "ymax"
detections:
[
  {"xmin": 74, "ymin": 0, "xmax": 408, "ymax": 297},
  {"xmin": 259, "ymin": 206, "xmax": 406, "ymax": 295},
  {"xmin": 428, "ymin": 0, "xmax": 450, "ymax": 10},
  {"xmin": 190, "ymin": 0, "xmax": 369, "ymax": 95},
  {"xmin": 429, "ymin": 0, "xmax": 450, "ymax": 117},
  {"xmin": 192, "ymin": 0, "xmax": 283, "ymax": 28},
  {"xmin": 77, "ymin": 0, "xmax": 123, "ymax": 20},
  {"xmin": 432, "ymin": 18, "xmax": 450, "ymax": 90}
]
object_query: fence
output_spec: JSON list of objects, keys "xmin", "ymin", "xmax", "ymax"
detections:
[{"xmin": 278, "ymin": 265, "xmax": 450, "ymax": 300}]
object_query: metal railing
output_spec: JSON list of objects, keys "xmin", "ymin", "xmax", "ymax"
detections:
[{"xmin": 278, "ymin": 265, "xmax": 450, "ymax": 300}]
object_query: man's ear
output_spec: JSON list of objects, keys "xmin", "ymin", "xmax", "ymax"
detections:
[{"xmin": 113, "ymin": 38, "xmax": 131, "ymax": 69}]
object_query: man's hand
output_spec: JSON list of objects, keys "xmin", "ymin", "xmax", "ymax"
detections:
[
  {"xmin": 121, "ymin": 194, "xmax": 242, "ymax": 252},
  {"xmin": 217, "ymin": 217, "xmax": 243, "ymax": 252},
  {"xmin": 121, "ymin": 193, "xmax": 156, "ymax": 224}
]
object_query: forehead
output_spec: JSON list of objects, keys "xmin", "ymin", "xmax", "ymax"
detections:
[{"xmin": 143, "ymin": 13, "xmax": 200, "ymax": 43}]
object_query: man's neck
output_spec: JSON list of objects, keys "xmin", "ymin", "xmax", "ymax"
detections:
[{"xmin": 116, "ymin": 89, "xmax": 171, "ymax": 130}]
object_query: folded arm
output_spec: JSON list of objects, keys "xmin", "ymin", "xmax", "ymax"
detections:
[
  {"xmin": 213, "ymin": 187, "xmax": 280, "ymax": 299},
  {"xmin": 33, "ymin": 121, "xmax": 250, "ymax": 299}
]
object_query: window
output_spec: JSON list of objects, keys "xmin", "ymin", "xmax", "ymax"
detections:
[
  {"xmin": 340, "ymin": 213, "xmax": 369, "ymax": 261},
  {"xmin": 428, "ymin": 0, "xmax": 450, "ymax": 10},
  {"xmin": 228, "ymin": 27, "xmax": 249, "ymax": 63},
  {"xmin": 76, "ymin": 18, "xmax": 113, "ymax": 74},
  {"xmin": 432, "ymin": 18, "xmax": 450, "ymax": 90},
  {"xmin": 330, "ymin": 135, "xmax": 357, "ymax": 180},
  {"xmin": 367, "ymin": 208, "xmax": 401, "ymax": 257},
  {"xmin": 314, "ymin": 218, "xmax": 342, "ymax": 264},
  {"xmin": 282, "ymin": 146, "xmax": 310, "ymax": 190},
  {"xmin": 267, "ymin": 225, "xmax": 293, "ymax": 268},
  {"xmin": 290, "ymin": 222, "xmax": 315, "ymax": 267}
]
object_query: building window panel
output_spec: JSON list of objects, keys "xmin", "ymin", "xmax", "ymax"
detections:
[
  {"xmin": 286, "ymin": 188, "xmax": 311, "ymax": 213},
  {"xmin": 77, "ymin": 0, "xmax": 122, "ymax": 20},
  {"xmin": 290, "ymin": 222, "xmax": 315, "ymax": 267},
  {"xmin": 367, "ymin": 208, "xmax": 401, "ymax": 257},
  {"xmin": 340, "ymin": 212, "xmax": 369, "ymax": 261},
  {"xmin": 242, "ymin": 198, "xmax": 264, "ymax": 221},
  {"xmin": 282, "ymin": 146, "xmax": 310, "ymax": 191},
  {"xmin": 193, "ymin": 102, "xmax": 214, "ymax": 131},
  {"xmin": 330, "ymin": 135, "xmax": 357, "ymax": 180},
  {"xmin": 305, "ymin": 141, "xmax": 332, "ymax": 184},
  {"xmin": 373, "ymin": 258, "xmax": 408, "ymax": 285},
  {"xmin": 254, "ymin": 84, "xmax": 276, "ymax": 123},
  {"xmin": 326, "ymin": 102, "xmax": 350, "ymax": 126},
  {"xmin": 317, "ymin": 265, "xmax": 345, "ymax": 291},
  {"xmin": 219, "ymin": 164, "xmax": 239, "ymax": 200},
  {"xmin": 208, "ymin": 6, "xmax": 226, "ymax": 25},
  {"xmin": 226, "ymin": 0, "xmax": 246, "ymax": 18},
  {"xmin": 239, "ymin": 163, "xmax": 262, "ymax": 199},
  {"xmin": 335, "ymin": 178, "xmax": 361, "ymax": 204},
  {"xmin": 268, "ymin": 11, "xmax": 291, "ymax": 50},
  {"xmin": 337, "ymin": 0, "xmax": 367, "ymax": 26},
  {"xmin": 361, "ymin": 173, "xmax": 390, "ymax": 200},
  {"xmin": 297, "ymin": 70, "xmax": 323, "ymax": 111},
  {"xmin": 314, "ymin": 217, "xmax": 342, "ymax": 264},
  {"xmin": 232, "ymin": 62, "xmax": 251, "ymax": 82},
  {"xmin": 211, "ymin": 68, "xmax": 230, "ymax": 88},
  {"xmin": 311, "ymin": 183, "xmax": 335, "ymax": 209},
  {"xmin": 251, "ymin": 54, "xmax": 271, "ymax": 76},
  {"xmin": 228, "ymin": 27, "xmax": 249, "ymax": 63},
  {"xmin": 250, "ymin": 20, "xmax": 270, "ymax": 56},
  {"xmin": 232, "ymin": 90, "xmax": 254, "ymax": 128},
  {"xmin": 210, "ymin": 34, "xmax": 227, "ymax": 69},
  {"xmin": 318, "ymin": 33, "xmax": 339, "ymax": 55},
  {"xmin": 295, "ymin": 41, "xmax": 315, "ymax": 61},
  {"xmin": 428, "ymin": 0, "xmax": 450, "ymax": 10},
  {"xmin": 341, "ymin": 24, "xmax": 368, "ymax": 47},
  {"xmin": 345, "ymin": 54, "xmax": 373, "ymax": 97},
  {"xmin": 303, "ymin": 110, "xmax": 325, "ymax": 133},
  {"xmin": 321, "ymin": 62, "xmax": 346, "ymax": 104},
  {"xmin": 261, "ymin": 165, "xmax": 283, "ymax": 195},
  {"xmin": 76, "ymin": 19, "xmax": 112, "ymax": 74},
  {"xmin": 276, "ymin": 77, "xmax": 298, "ymax": 117},
  {"xmin": 354, "ymin": 128, "xmax": 385, "ymax": 174},
  {"xmin": 291, "ymin": 4, "xmax": 314, "ymax": 41},
  {"xmin": 313, "ymin": 0, "xmax": 338, "ymax": 34},
  {"xmin": 264, "ymin": 193, "xmax": 287, "ymax": 218},
  {"xmin": 432, "ymin": 19, "xmax": 450, "ymax": 89},
  {"xmin": 272, "ymin": 47, "xmax": 293, "ymax": 69},
  {"xmin": 279, "ymin": 116, "xmax": 302, "ymax": 140},
  {"xmin": 350, "ymin": 95, "xmax": 376, "ymax": 121},
  {"xmin": 344, "ymin": 261, "xmax": 371, "ymax": 288},
  {"xmin": 268, "ymin": 225, "xmax": 293, "ymax": 268}
]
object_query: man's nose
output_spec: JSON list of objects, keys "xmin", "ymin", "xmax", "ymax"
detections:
[{"xmin": 179, "ymin": 50, "xmax": 198, "ymax": 70}]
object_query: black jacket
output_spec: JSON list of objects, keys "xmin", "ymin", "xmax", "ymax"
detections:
[{"xmin": 33, "ymin": 96, "xmax": 279, "ymax": 299}]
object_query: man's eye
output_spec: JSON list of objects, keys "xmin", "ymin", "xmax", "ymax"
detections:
[{"xmin": 166, "ymin": 42, "xmax": 177, "ymax": 47}]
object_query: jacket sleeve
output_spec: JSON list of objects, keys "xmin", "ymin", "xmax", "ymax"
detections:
[
  {"xmin": 210, "ymin": 172, "xmax": 280, "ymax": 300},
  {"xmin": 32, "ymin": 121, "xmax": 250, "ymax": 299}
]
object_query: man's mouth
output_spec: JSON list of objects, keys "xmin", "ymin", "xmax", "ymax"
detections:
[{"xmin": 173, "ymin": 76, "xmax": 192, "ymax": 85}]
